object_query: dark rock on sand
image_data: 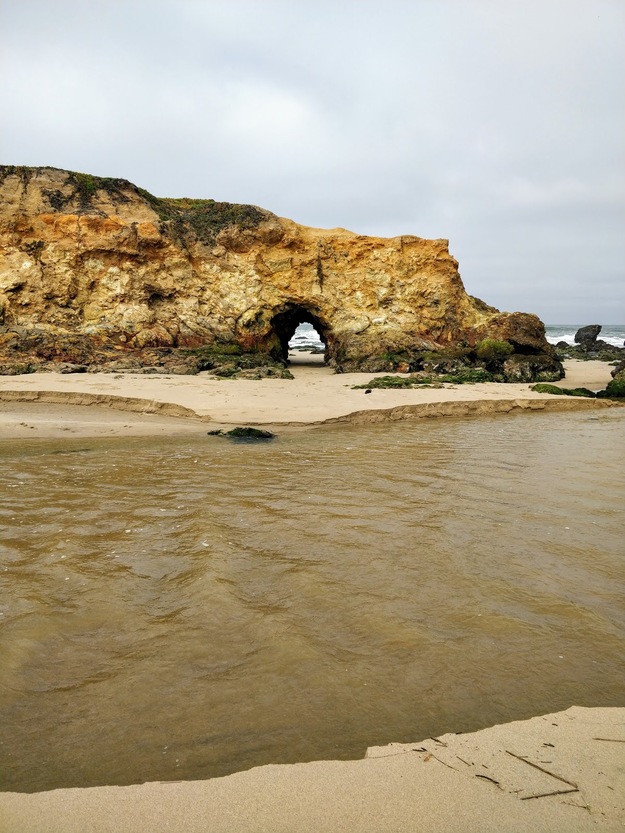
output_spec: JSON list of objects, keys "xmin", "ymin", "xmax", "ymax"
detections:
[
  {"xmin": 502, "ymin": 353, "xmax": 564, "ymax": 383},
  {"xmin": 208, "ymin": 427, "xmax": 276, "ymax": 441},
  {"xmin": 596, "ymin": 360, "xmax": 625, "ymax": 398}
]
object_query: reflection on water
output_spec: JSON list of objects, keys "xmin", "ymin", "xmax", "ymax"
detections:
[{"xmin": 1, "ymin": 410, "xmax": 624, "ymax": 792}]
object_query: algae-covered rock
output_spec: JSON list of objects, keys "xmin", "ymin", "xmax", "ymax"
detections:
[
  {"xmin": 597, "ymin": 361, "xmax": 625, "ymax": 399},
  {"xmin": 439, "ymin": 368, "xmax": 494, "ymax": 383},
  {"xmin": 594, "ymin": 360, "xmax": 625, "ymax": 399},
  {"xmin": 353, "ymin": 376, "xmax": 430, "ymax": 390},
  {"xmin": 208, "ymin": 427, "xmax": 276, "ymax": 440},
  {"xmin": 596, "ymin": 380, "xmax": 625, "ymax": 399},
  {"xmin": 352, "ymin": 368, "xmax": 496, "ymax": 388},
  {"xmin": 502, "ymin": 353, "xmax": 564, "ymax": 383},
  {"xmin": 530, "ymin": 384, "xmax": 596, "ymax": 397},
  {"xmin": 189, "ymin": 346, "xmax": 293, "ymax": 379}
]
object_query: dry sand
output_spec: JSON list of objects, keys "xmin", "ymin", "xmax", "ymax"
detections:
[
  {"xmin": 0, "ymin": 358, "xmax": 621, "ymax": 439},
  {"xmin": 0, "ymin": 706, "xmax": 623, "ymax": 832},
  {"xmin": 1, "ymin": 357, "xmax": 623, "ymax": 831}
]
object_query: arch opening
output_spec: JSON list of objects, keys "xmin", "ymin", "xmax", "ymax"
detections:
[{"xmin": 270, "ymin": 306, "xmax": 329, "ymax": 363}]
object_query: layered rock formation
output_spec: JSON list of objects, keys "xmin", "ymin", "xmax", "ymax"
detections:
[{"xmin": 0, "ymin": 166, "xmax": 562, "ymax": 379}]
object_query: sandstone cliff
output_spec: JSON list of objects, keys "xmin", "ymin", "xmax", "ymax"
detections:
[{"xmin": 0, "ymin": 166, "xmax": 561, "ymax": 379}]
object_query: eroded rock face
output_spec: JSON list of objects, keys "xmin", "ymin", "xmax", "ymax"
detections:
[{"xmin": 0, "ymin": 166, "xmax": 562, "ymax": 378}]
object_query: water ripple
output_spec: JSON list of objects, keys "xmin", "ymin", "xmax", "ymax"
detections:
[{"xmin": 0, "ymin": 410, "xmax": 624, "ymax": 792}]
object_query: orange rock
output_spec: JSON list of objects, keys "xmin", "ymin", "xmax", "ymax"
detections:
[{"xmin": 0, "ymin": 165, "xmax": 558, "ymax": 374}]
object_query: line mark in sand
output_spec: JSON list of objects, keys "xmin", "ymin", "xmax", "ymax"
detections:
[
  {"xmin": 592, "ymin": 737, "xmax": 625, "ymax": 742},
  {"xmin": 521, "ymin": 788, "xmax": 579, "ymax": 801},
  {"xmin": 505, "ymin": 750, "xmax": 579, "ymax": 789},
  {"xmin": 475, "ymin": 774, "xmax": 502, "ymax": 788},
  {"xmin": 428, "ymin": 754, "xmax": 458, "ymax": 771}
]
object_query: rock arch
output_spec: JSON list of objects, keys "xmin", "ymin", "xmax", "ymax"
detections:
[{"xmin": 268, "ymin": 304, "xmax": 331, "ymax": 362}]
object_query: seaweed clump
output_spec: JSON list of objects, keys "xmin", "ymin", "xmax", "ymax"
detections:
[
  {"xmin": 530, "ymin": 384, "xmax": 596, "ymax": 398},
  {"xmin": 185, "ymin": 345, "xmax": 293, "ymax": 379},
  {"xmin": 353, "ymin": 376, "xmax": 432, "ymax": 390},
  {"xmin": 352, "ymin": 368, "xmax": 494, "ymax": 389}
]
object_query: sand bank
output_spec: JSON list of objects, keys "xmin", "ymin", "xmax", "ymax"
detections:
[
  {"xmin": 1, "ymin": 706, "xmax": 623, "ymax": 833},
  {"xmin": 0, "ymin": 358, "xmax": 621, "ymax": 439}
]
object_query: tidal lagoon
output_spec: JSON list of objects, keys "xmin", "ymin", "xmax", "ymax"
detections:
[{"xmin": 2, "ymin": 409, "xmax": 623, "ymax": 793}]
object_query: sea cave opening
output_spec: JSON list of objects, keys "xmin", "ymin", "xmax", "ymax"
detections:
[{"xmin": 270, "ymin": 306, "xmax": 328, "ymax": 363}]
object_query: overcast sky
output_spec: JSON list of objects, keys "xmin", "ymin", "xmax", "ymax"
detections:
[{"xmin": 1, "ymin": 0, "xmax": 623, "ymax": 323}]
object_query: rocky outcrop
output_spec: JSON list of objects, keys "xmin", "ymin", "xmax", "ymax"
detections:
[
  {"xmin": 556, "ymin": 325, "xmax": 624, "ymax": 362},
  {"xmin": 597, "ymin": 359, "xmax": 625, "ymax": 398},
  {"xmin": 0, "ymin": 166, "xmax": 562, "ymax": 379},
  {"xmin": 574, "ymin": 324, "xmax": 602, "ymax": 346}
]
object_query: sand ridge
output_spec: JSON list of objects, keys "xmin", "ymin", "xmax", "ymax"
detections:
[{"xmin": 0, "ymin": 359, "xmax": 621, "ymax": 439}]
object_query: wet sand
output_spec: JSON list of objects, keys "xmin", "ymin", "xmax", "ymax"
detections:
[
  {"xmin": 0, "ymin": 706, "xmax": 623, "ymax": 832},
  {"xmin": 0, "ymin": 358, "xmax": 620, "ymax": 439}
]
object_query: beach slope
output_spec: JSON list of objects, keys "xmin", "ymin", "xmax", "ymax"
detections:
[
  {"xmin": 0, "ymin": 706, "xmax": 623, "ymax": 833},
  {"xmin": 0, "ymin": 359, "xmax": 620, "ymax": 439}
]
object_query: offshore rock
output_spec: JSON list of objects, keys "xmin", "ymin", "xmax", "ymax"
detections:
[
  {"xmin": 555, "ymin": 325, "xmax": 624, "ymax": 362},
  {"xmin": 574, "ymin": 324, "xmax": 601, "ymax": 346},
  {"xmin": 0, "ymin": 166, "xmax": 562, "ymax": 379}
]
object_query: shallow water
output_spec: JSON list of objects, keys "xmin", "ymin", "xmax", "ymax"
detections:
[{"xmin": 1, "ymin": 410, "xmax": 624, "ymax": 792}]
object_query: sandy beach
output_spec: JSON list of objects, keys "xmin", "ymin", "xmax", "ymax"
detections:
[
  {"xmin": 0, "ymin": 358, "xmax": 620, "ymax": 439},
  {"xmin": 1, "ymin": 706, "xmax": 623, "ymax": 832}
]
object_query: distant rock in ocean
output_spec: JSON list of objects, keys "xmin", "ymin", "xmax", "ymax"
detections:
[
  {"xmin": 561, "ymin": 324, "xmax": 625, "ymax": 359},
  {"xmin": 574, "ymin": 324, "xmax": 602, "ymax": 346}
]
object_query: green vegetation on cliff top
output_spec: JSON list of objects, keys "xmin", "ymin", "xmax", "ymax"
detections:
[
  {"xmin": 139, "ymin": 191, "xmax": 266, "ymax": 244},
  {"xmin": 0, "ymin": 164, "xmax": 267, "ymax": 244}
]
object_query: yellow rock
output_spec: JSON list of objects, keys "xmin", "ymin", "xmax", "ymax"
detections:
[{"xmin": 0, "ymin": 166, "xmax": 557, "ymax": 373}]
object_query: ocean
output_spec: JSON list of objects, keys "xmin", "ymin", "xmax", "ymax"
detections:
[
  {"xmin": 545, "ymin": 325, "xmax": 625, "ymax": 348},
  {"xmin": 289, "ymin": 323, "xmax": 625, "ymax": 350},
  {"xmin": 1, "ymin": 410, "xmax": 624, "ymax": 792}
]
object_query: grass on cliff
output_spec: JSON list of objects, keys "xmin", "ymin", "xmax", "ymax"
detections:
[
  {"xmin": 137, "ymin": 192, "xmax": 266, "ymax": 244},
  {"xmin": 0, "ymin": 165, "xmax": 266, "ymax": 245}
]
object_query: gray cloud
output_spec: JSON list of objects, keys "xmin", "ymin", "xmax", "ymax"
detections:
[{"xmin": 1, "ymin": 0, "xmax": 623, "ymax": 322}]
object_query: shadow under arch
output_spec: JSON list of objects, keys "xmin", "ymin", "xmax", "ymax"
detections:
[{"xmin": 270, "ymin": 305, "xmax": 330, "ymax": 362}]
